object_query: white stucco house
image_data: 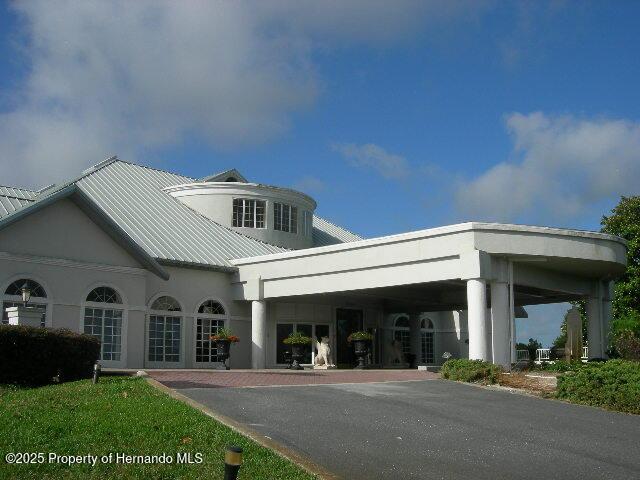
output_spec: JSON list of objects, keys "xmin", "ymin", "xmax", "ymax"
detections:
[{"xmin": 0, "ymin": 157, "xmax": 627, "ymax": 370}]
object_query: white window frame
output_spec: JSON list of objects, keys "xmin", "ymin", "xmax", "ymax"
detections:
[
  {"xmin": 145, "ymin": 293, "xmax": 185, "ymax": 368},
  {"xmin": 232, "ymin": 198, "xmax": 266, "ymax": 229},
  {"xmin": 79, "ymin": 283, "xmax": 128, "ymax": 368},
  {"xmin": 1, "ymin": 275, "xmax": 52, "ymax": 327},
  {"xmin": 387, "ymin": 315, "xmax": 436, "ymax": 366},
  {"xmin": 274, "ymin": 202, "xmax": 298, "ymax": 234},
  {"xmin": 193, "ymin": 298, "xmax": 228, "ymax": 368}
]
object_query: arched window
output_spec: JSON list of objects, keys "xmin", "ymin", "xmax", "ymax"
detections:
[
  {"xmin": 421, "ymin": 318, "xmax": 435, "ymax": 364},
  {"xmin": 2, "ymin": 278, "xmax": 48, "ymax": 326},
  {"xmin": 83, "ymin": 286, "xmax": 124, "ymax": 363},
  {"xmin": 195, "ymin": 300, "xmax": 227, "ymax": 364},
  {"xmin": 394, "ymin": 316, "xmax": 410, "ymax": 328},
  {"xmin": 421, "ymin": 318, "xmax": 434, "ymax": 330},
  {"xmin": 198, "ymin": 300, "xmax": 225, "ymax": 315},
  {"xmin": 5, "ymin": 279, "xmax": 47, "ymax": 298},
  {"xmin": 86, "ymin": 286, "xmax": 121, "ymax": 304},
  {"xmin": 148, "ymin": 296, "xmax": 182, "ymax": 364},
  {"xmin": 151, "ymin": 296, "xmax": 181, "ymax": 312}
]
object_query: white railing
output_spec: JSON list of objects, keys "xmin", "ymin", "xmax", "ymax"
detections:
[
  {"xmin": 516, "ymin": 349, "xmax": 530, "ymax": 362},
  {"xmin": 582, "ymin": 346, "xmax": 589, "ymax": 360},
  {"xmin": 536, "ymin": 348, "xmax": 551, "ymax": 362}
]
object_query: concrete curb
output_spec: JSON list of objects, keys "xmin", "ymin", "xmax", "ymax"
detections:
[{"xmin": 146, "ymin": 377, "xmax": 340, "ymax": 480}]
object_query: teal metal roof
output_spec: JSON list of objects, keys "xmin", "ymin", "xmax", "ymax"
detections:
[{"xmin": 0, "ymin": 159, "xmax": 362, "ymax": 269}]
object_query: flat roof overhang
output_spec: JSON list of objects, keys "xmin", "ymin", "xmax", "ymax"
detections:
[{"xmin": 229, "ymin": 222, "xmax": 627, "ymax": 304}]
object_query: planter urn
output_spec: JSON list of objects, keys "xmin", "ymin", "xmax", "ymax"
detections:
[
  {"xmin": 215, "ymin": 339, "xmax": 231, "ymax": 370},
  {"xmin": 353, "ymin": 339, "xmax": 371, "ymax": 369},
  {"xmin": 290, "ymin": 344, "xmax": 305, "ymax": 370}
]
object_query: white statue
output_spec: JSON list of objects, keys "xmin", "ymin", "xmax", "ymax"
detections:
[
  {"xmin": 314, "ymin": 336, "xmax": 335, "ymax": 368},
  {"xmin": 389, "ymin": 339, "xmax": 404, "ymax": 364}
]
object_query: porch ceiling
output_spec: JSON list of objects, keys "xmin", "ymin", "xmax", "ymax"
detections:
[{"xmin": 267, "ymin": 280, "xmax": 583, "ymax": 312}]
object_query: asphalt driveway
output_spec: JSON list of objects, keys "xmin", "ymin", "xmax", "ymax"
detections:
[{"xmin": 178, "ymin": 379, "xmax": 640, "ymax": 480}]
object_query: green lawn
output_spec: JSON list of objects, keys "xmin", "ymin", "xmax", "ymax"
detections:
[{"xmin": 0, "ymin": 377, "xmax": 316, "ymax": 480}]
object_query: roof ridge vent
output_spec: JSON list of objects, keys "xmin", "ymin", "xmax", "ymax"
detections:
[{"xmin": 82, "ymin": 155, "xmax": 119, "ymax": 175}]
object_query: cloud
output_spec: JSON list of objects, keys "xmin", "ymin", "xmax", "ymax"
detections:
[
  {"xmin": 292, "ymin": 175, "xmax": 326, "ymax": 194},
  {"xmin": 333, "ymin": 143, "xmax": 410, "ymax": 179},
  {"xmin": 0, "ymin": 0, "xmax": 488, "ymax": 188},
  {"xmin": 455, "ymin": 112, "xmax": 640, "ymax": 223}
]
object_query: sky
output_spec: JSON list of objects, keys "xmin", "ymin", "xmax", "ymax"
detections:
[{"xmin": 1, "ymin": 1, "xmax": 638, "ymax": 347}]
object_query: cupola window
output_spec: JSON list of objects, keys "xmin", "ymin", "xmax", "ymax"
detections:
[
  {"xmin": 274, "ymin": 202, "xmax": 298, "ymax": 233},
  {"xmin": 233, "ymin": 198, "xmax": 266, "ymax": 229}
]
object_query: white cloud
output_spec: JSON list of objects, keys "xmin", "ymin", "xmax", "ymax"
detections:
[
  {"xmin": 0, "ymin": 0, "xmax": 488, "ymax": 188},
  {"xmin": 292, "ymin": 175, "xmax": 326, "ymax": 194},
  {"xmin": 333, "ymin": 143, "xmax": 410, "ymax": 179},
  {"xmin": 455, "ymin": 112, "xmax": 640, "ymax": 223}
]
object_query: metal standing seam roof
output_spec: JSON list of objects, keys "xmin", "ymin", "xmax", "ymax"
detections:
[
  {"xmin": 0, "ymin": 186, "xmax": 39, "ymax": 218},
  {"xmin": 0, "ymin": 158, "xmax": 363, "ymax": 269}
]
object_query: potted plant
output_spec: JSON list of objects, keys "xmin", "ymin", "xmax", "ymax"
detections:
[
  {"xmin": 347, "ymin": 331, "xmax": 373, "ymax": 369},
  {"xmin": 282, "ymin": 331, "xmax": 312, "ymax": 370},
  {"xmin": 210, "ymin": 328, "xmax": 239, "ymax": 370}
]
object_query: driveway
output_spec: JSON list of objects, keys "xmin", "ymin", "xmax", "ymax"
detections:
[{"xmin": 167, "ymin": 376, "xmax": 640, "ymax": 480}]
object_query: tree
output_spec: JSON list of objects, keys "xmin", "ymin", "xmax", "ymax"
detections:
[
  {"xmin": 516, "ymin": 338, "xmax": 542, "ymax": 361},
  {"xmin": 601, "ymin": 196, "xmax": 640, "ymax": 319}
]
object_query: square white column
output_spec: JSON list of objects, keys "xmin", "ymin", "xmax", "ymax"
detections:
[
  {"xmin": 490, "ymin": 281, "xmax": 511, "ymax": 369},
  {"xmin": 587, "ymin": 292, "xmax": 604, "ymax": 359}
]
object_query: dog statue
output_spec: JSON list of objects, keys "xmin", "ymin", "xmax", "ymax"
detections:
[
  {"xmin": 389, "ymin": 339, "xmax": 404, "ymax": 364},
  {"xmin": 314, "ymin": 336, "xmax": 335, "ymax": 368}
]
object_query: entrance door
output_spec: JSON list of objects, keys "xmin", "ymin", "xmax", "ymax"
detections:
[{"xmin": 336, "ymin": 308, "xmax": 363, "ymax": 368}]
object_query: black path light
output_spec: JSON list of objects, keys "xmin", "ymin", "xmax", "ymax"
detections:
[
  {"xmin": 224, "ymin": 445, "xmax": 243, "ymax": 480},
  {"xmin": 93, "ymin": 362, "xmax": 101, "ymax": 384},
  {"xmin": 20, "ymin": 282, "xmax": 31, "ymax": 308}
]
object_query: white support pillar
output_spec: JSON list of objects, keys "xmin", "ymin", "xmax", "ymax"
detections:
[
  {"xmin": 467, "ymin": 279, "xmax": 489, "ymax": 361},
  {"xmin": 586, "ymin": 288, "xmax": 604, "ymax": 359},
  {"xmin": 409, "ymin": 313, "xmax": 422, "ymax": 366},
  {"xmin": 251, "ymin": 300, "xmax": 267, "ymax": 369},
  {"xmin": 491, "ymin": 281, "xmax": 511, "ymax": 369}
]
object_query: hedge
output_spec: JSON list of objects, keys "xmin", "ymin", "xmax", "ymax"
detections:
[
  {"xmin": 0, "ymin": 325, "xmax": 100, "ymax": 386},
  {"xmin": 556, "ymin": 360, "xmax": 640, "ymax": 414},
  {"xmin": 441, "ymin": 358, "xmax": 502, "ymax": 384}
]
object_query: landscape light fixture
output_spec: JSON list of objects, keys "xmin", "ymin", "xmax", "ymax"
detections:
[
  {"xmin": 20, "ymin": 282, "xmax": 31, "ymax": 307},
  {"xmin": 224, "ymin": 445, "xmax": 243, "ymax": 480}
]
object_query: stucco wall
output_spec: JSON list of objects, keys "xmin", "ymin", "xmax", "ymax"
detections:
[{"xmin": 0, "ymin": 199, "xmax": 142, "ymax": 267}]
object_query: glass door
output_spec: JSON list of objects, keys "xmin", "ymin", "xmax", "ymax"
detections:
[{"xmin": 336, "ymin": 308, "xmax": 363, "ymax": 368}]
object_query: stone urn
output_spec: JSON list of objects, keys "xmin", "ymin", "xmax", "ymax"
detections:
[
  {"xmin": 290, "ymin": 344, "xmax": 305, "ymax": 370},
  {"xmin": 353, "ymin": 339, "xmax": 371, "ymax": 369},
  {"xmin": 215, "ymin": 339, "xmax": 231, "ymax": 370}
]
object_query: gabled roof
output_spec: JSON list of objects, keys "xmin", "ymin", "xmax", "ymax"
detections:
[
  {"xmin": 0, "ymin": 158, "xmax": 363, "ymax": 271},
  {"xmin": 199, "ymin": 168, "xmax": 248, "ymax": 183},
  {"xmin": 0, "ymin": 184, "xmax": 170, "ymax": 280}
]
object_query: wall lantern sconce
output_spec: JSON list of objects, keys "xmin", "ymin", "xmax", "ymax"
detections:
[{"xmin": 20, "ymin": 282, "xmax": 31, "ymax": 308}]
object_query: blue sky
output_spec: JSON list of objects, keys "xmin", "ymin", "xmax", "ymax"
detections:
[{"xmin": 1, "ymin": 1, "xmax": 638, "ymax": 347}]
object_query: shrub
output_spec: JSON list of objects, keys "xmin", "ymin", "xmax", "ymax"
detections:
[
  {"xmin": 441, "ymin": 359, "xmax": 502, "ymax": 384},
  {"xmin": 282, "ymin": 331, "xmax": 312, "ymax": 345},
  {"xmin": 613, "ymin": 330, "xmax": 640, "ymax": 360},
  {"xmin": 556, "ymin": 359, "xmax": 640, "ymax": 414},
  {"xmin": 0, "ymin": 325, "xmax": 100, "ymax": 386},
  {"xmin": 347, "ymin": 331, "xmax": 373, "ymax": 342}
]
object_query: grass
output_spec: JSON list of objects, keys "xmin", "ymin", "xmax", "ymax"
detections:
[{"xmin": 0, "ymin": 376, "xmax": 316, "ymax": 480}]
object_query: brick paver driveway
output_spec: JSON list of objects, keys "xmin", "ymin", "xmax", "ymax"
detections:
[{"xmin": 148, "ymin": 369, "xmax": 437, "ymax": 389}]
